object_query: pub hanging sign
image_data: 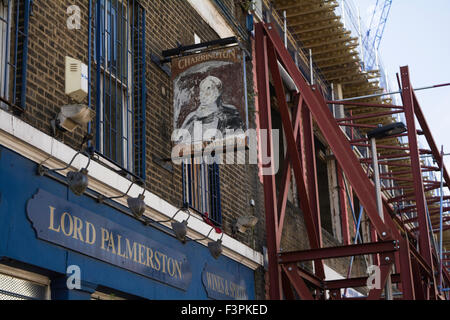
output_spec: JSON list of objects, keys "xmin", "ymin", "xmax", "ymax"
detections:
[
  {"xmin": 27, "ymin": 189, "xmax": 192, "ymax": 291},
  {"xmin": 172, "ymin": 46, "xmax": 247, "ymax": 147}
]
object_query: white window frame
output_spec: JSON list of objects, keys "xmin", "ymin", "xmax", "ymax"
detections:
[
  {"xmin": 91, "ymin": 291, "xmax": 126, "ymax": 300},
  {"xmin": 0, "ymin": 264, "xmax": 51, "ymax": 300}
]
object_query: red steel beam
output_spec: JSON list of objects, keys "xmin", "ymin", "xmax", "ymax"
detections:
[
  {"xmin": 276, "ymin": 94, "xmax": 303, "ymax": 246},
  {"xmin": 260, "ymin": 22, "xmax": 391, "ymax": 241},
  {"xmin": 414, "ymin": 91, "xmax": 450, "ymax": 188},
  {"xmin": 324, "ymin": 274, "xmax": 401, "ymax": 290},
  {"xmin": 361, "ymin": 153, "xmax": 412, "ymax": 162},
  {"xmin": 339, "ymin": 123, "xmax": 379, "ymax": 129},
  {"xmin": 403, "ymin": 208, "xmax": 450, "ymax": 224},
  {"xmin": 254, "ymin": 24, "xmax": 282, "ymax": 299},
  {"xmin": 399, "ymin": 237, "xmax": 416, "ymax": 299},
  {"xmin": 281, "ymin": 271, "xmax": 295, "ymax": 300},
  {"xmin": 326, "ymin": 100, "xmax": 404, "ymax": 110},
  {"xmin": 302, "ymin": 102, "xmax": 323, "ymax": 251},
  {"xmin": 282, "ymin": 264, "xmax": 314, "ymax": 300},
  {"xmin": 295, "ymin": 265, "xmax": 323, "ymax": 289},
  {"xmin": 379, "ymin": 71, "xmax": 433, "ymax": 270},
  {"xmin": 267, "ymin": 41, "xmax": 325, "ymax": 280},
  {"xmin": 367, "ymin": 257, "xmax": 395, "ymax": 300},
  {"xmin": 278, "ymin": 241, "xmax": 398, "ymax": 264},
  {"xmin": 336, "ymin": 110, "xmax": 403, "ymax": 122}
]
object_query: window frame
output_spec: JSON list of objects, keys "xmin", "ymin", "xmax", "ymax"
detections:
[
  {"xmin": 0, "ymin": 0, "xmax": 31, "ymax": 112},
  {"xmin": 91, "ymin": 0, "xmax": 147, "ymax": 179},
  {"xmin": 97, "ymin": 0, "xmax": 132, "ymax": 171},
  {"xmin": 182, "ymin": 156, "xmax": 222, "ymax": 227}
]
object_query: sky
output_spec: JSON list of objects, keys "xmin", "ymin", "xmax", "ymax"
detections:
[{"xmin": 353, "ymin": 0, "xmax": 450, "ymax": 172}]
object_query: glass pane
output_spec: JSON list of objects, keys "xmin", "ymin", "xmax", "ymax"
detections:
[
  {"xmin": 103, "ymin": 77, "xmax": 124, "ymax": 165},
  {"xmin": 0, "ymin": 1, "xmax": 9, "ymax": 101},
  {"xmin": 0, "ymin": 274, "xmax": 47, "ymax": 300}
]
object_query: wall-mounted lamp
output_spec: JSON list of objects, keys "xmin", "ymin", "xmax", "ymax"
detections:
[
  {"xmin": 97, "ymin": 179, "xmax": 146, "ymax": 218},
  {"xmin": 53, "ymin": 104, "xmax": 96, "ymax": 134},
  {"xmin": 208, "ymin": 233, "xmax": 224, "ymax": 259},
  {"xmin": 186, "ymin": 227, "xmax": 224, "ymax": 259},
  {"xmin": 145, "ymin": 204, "xmax": 191, "ymax": 243},
  {"xmin": 38, "ymin": 150, "xmax": 92, "ymax": 196},
  {"xmin": 232, "ymin": 215, "xmax": 258, "ymax": 234}
]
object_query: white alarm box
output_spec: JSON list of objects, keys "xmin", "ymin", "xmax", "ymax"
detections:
[{"xmin": 65, "ymin": 56, "xmax": 88, "ymax": 103}]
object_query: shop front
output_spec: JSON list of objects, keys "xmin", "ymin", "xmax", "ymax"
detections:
[{"xmin": 0, "ymin": 144, "xmax": 256, "ymax": 300}]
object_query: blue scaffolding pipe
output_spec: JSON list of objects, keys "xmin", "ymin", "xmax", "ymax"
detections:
[
  {"xmin": 343, "ymin": 205, "xmax": 364, "ymax": 298},
  {"xmin": 341, "ymin": 172, "xmax": 364, "ymax": 297},
  {"xmin": 343, "ymin": 173, "xmax": 363, "ymax": 244},
  {"xmin": 439, "ymin": 146, "xmax": 445, "ymax": 292}
]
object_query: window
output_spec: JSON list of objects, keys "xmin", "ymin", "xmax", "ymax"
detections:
[
  {"xmin": 91, "ymin": 291, "xmax": 126, "ymax": 300},
  {"xmin": 182, "ymin": 156, "xmax": 222, "ymax": 227},
  {"xmin": 0, "ymin": 1, "xmax": 10, "ymax": 106},
  {"xmin": 0, "ymin": 265, "xmax": 50, "ymax": 300},
  {"xmin": 93, "ymin": 0, "xmax": 146, "ymax": 178},
  {"xmin": 0, "ymin": 0, "xmax": 31, "ymax": 111}
]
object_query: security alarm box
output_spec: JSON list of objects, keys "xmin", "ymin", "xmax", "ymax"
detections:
[{"xmin": 65, "ymin": 56, "xmax": 88, "ymax": 103}]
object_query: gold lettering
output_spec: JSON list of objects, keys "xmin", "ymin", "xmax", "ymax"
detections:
[
  {"xmin": 107, "ymin": 231, "xmax": 116, "ymax": 254},
  {"xmin": 48, "ymin": 206, "xmax": 60, "ymax": 233},
  {"xmin": 85, "ymin": 221, "xmax": 96, "ymax": 245},
  {"xmin": 138, "ymin": 243, "xmax": 146, "ymax": 265},
  {"xmin": 174, "ymin": 260, "xmax": 182, "ymax": 279},
  {"xmin": 178, "ymin": 58, "xmax": 185, "ymax": 70},
  {"xmin": 60, "ymin": 212, "xmax": 73, "ymax": 237},
  {"xmin": 146, "ymin": 247, "xmax": 155, "ymax": 269},
  {"xmin": 225, "ymin": 279, "xmax": 230, "ymax": 296},
  {"xmin": 154, "ymin": 251, "xmax": 161, "ymax": 271},
  {"xmin": 126, "ymin": 239, "xmax": 137, "ymax": 262},
  {"xmin": 206, "ymin": 272, "xmax": 213, "ymax": 289},
  {"xmin": 230, "ymin": 282, "xmax": 236, "ymax": 298},
  {"xmin": 117, "ymin": 234, "xmax": 126, "ymax": 258},
  {"xmin": 72, "ymin": 216, "xmax": 84, "ymax": 242},
  {"xmin": 160, "ymin": 253, "xmax": 168, "ymax": 274},
  {"xmin": 100, "ymin": 228, "xmax": 109, "ymax": 250},
  {"xmin": 167, "ymin": 258, "xmax": 175, "ymax": 277}
]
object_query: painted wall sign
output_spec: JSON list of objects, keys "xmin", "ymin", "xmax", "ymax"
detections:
[
  {"xmin": 26, "ymin": 189, "xmax": 192, "ymax": 291},
  {"xmin": 172, "ymin": 46, "xmax": 246, "ymax": 147},
  {"xmin": 201, "ymin": 264, "xmax": 248, "ymax": 300}
]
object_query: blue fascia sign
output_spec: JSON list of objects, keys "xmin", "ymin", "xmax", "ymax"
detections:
[{"xmin": 26, "ymin": 189, "xmax": 192, "ymax": 291}]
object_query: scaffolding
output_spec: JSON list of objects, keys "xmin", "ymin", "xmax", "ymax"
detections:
[{"xmin": 254, "ymin": 21, "xmax": 450, "ymax": 300}]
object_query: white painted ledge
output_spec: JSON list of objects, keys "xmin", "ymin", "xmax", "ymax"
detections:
[
  {"xmin": 0, "ymin": 109, "xmax": 264, "ymax": 270},
  {"xmin": 187, "ymin": 0, "xmax": 235, "ymax": 38}
]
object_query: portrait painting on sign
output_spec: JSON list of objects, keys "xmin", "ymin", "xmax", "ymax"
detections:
[{"xmin": 172, "ymin": 46, "xmax": 246, "ymax": 145}]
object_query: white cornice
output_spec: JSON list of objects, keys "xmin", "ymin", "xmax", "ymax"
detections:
[
  {"xmin": 187, "ymin": 0, "xmax": 235, "ymax": 38},
  {"xmin": 0, "ymin": 109, "xmax": 263, "ymax": 270}
]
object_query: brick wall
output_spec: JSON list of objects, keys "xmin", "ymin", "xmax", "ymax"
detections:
[
  {"xmin": 5, "ymin": 0, "xmax": 367, "ymax": 300},
  {"xmin": 7, "ymin": 0, "xmax": 267, "ymax": 298}
]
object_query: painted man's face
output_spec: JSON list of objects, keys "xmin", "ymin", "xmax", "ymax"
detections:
[{"xmin": 199, "ymin": 76, "xmax": 222, "ymax": 105}]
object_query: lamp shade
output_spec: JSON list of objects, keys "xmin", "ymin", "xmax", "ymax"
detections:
[
  {"xmin": 67, "ymin": 168, "xmax": 89, "ymax": 196},
  {"xmin": 208, "ymin": 239, "xmax": 223, "ymax": 259},
  {"xmin": 171, "ymin": 220, "xmax": 188, "ymax": 244},
  {"xmin": 127, "ymin": 194, "xmax": 146, "ymax": 218}
]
